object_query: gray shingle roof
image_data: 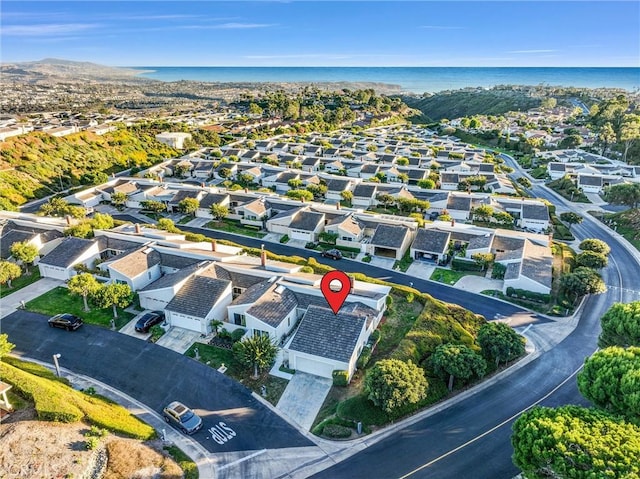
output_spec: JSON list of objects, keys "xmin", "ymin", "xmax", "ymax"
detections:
[
  {"xmin": 166, "ymin": 275, "xmax": 231, "ymax": 318},
  {"xmin": 159, "ymin": 253, "xmax": 202, "ymax": 269},
  {"xmin": 169, "ymin": 190, "xmax": 201, "ymax": 205},
  {"xmin": 40, "ymin": 237, "xmax": 96, "ymax": 268},
  {"xmin": 246, "ymin": 283, "xmax": 298, "ymax": 327},
  {"xmin": 288, "ymin": 305, "xmax": 366, "ymax": 362},
  {"xmin": 411, "ymin": 229, "xmax": 450, "ymax": 254},
  {"xmin": 361, "ymin": 164, "xmax": 379, "ymax": 174},
  {"xmin": 289, "ymin": 211, "xmax": 324, "ymax": 232},
  {"xmin": 521, "ymin": 203, "xmax": 549, "ymax": 221},
  {"xmin": 352, "ymin": 184, "xmax": 377, "ymax": 198},
  {"xmin": 1, "ymin": 230, "xmax": 35, "ymax": 259},
  {"xmin": 140, "ymin": 261, "xmax": 206, "ymax": 291},
  {"xmin": 578, "ymin": 175, "xmax": 603, "ymax": 186},
  {"xmin": 447, "ymin": 195, "xmax": 472, "ymax": 211},
  {"xmin": 370, "ymin": 224, "xmax": 410, "ymax": 249},
  {"xmin": 213, "ymin": 265, "xmax": 266, "ymax": 289},
  {"xmin": 199, "ymin": 193, "xmax": 229, "ymax": 209},
  {"xmin": 326, "ymin": 179, "xmax": 351, "ymax": 192}
]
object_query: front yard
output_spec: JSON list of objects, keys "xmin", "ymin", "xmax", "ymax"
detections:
[
  {"xmin": 0, "ymin": 269, "xmax": 41, "ymax": 298},
  {"xmin": 204, "ymin": 219, "xmax": 266, "ymax": 238},
  {"xmin": 185, "ymin": 342, "xmax": 288, "ymax": 405},
  {"xmin": 430, "ymin": 267, "xmax": 475, "ymax": 285},
  {"xmin": 24, "ymin": 286, "xmax": 134, "ymax": 328}
]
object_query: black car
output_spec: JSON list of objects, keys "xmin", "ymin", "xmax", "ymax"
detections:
[
  {"xmin": 48, "ymin": 313, "xmax": 83, "ymax": 331},
  {"xmin": 163, "ymin": 401, "xmax": 203, "ymax": 435},
  {"xmin": 134, "ymin": 311, "xmax": 165, "ymax": 333},
  {"xmin": 321, "ymin": 249, "xmax": 343, "ymax": 260}
]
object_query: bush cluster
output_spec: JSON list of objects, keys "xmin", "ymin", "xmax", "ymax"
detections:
[{"xmin": 506, "ymin": 287, "xmax": 551, "ymax": 303}]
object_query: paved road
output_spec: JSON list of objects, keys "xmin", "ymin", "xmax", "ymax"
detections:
[
  {"xmin": 1, "ymin": 310, "xmax": 313, "ymax": 454},
  {"xmin": 308, "ymin": 159, "xmax": 640, "ymax": 478}
]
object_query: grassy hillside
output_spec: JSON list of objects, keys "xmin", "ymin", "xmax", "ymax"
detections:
[
  {"xmin": 402, "ymin": 89, "xmax": 540, "ymax": 121},
  {"xmin": 0, "ymin": 128, "xmax": 179, "ymax": 209},
  {"xmin": 1, "ymin": 356, "xmax": 155, "ymax": 439}
]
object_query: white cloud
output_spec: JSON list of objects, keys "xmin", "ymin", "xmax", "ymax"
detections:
[{"xmin": 2, "ymin": 23, "xmax": 99, "ymax": 36}]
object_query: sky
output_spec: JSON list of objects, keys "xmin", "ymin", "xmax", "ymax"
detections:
[{"xmin": 2, "ymin": 1, "xmax": 639, "ymax": 67}]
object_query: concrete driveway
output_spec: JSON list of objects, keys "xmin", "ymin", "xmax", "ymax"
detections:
[
  {"xmin": 155, "ymin": 326, "xmax": 204, "ymax": 354},
  {"xmin": 455, "ymin": 276, "xmax": 504, "ymax": 294},
  {"xmin": 406, "ymin": 261, "xmax": 436, "ymax": 281},
  {"xmin": 276, "ymin": 372, "xmax": 332, "ymax": 431},
  {"xmin": 369, "ymin": 256, "xmax": 396, "ymax": 270}
]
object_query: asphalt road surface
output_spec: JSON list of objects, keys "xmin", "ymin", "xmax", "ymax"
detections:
[{"xmin": 1, "ymin": 310, "xmax": 313, "ymax": 454}]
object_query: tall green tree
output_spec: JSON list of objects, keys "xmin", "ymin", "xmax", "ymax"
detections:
[
  {"xmin": 560, "ymin": 266, "xmax": 607, "ymax": 301},
  {"xmin": 110, "ymin": 191, "xmax": 127, "ymax": 208},
  {"xmin": 10, "ymin": 242, "xmax": 39, "ymax": 273},
  {"xmin": 579, "ymin": 238, "xmax": 610, "ymax": 255},
  {"xmin": 93, "ymin": 283, "xmax": 133, "ymax": 319},
  {"xmin": 431, "ymin": 344, "xmax": 486, "ymax": 391},
  {"xmin": 90, "ymin": 213, "xmax": 114, "ymax": 230},
  {"xmin": 365, "ymin": 359, "xmax": 427, "ymax": 414},
  {"xmin": 140, "ymin": 200, "xmax": 166, "ymax": 213},
  {"xmin": 67, "ymin": 273, "xmax": 101, "ymax": 312},
  {"xmin": 512, "ymin": 405, "xmax": 640, "ymax": 479},
  {"xmin": 559, "ymin": 211, "xmax": 583, "ymax": 230},
  {"xmin": 178, "ymin": 198, "xmax": 199, "ymax": 215},
  {"xmin": 209, "ymin": 204, "xmax": 229, "ymax": 221},
  {"xmin": 577, "ymin": 346, "xmax": 640, "ymax": 420},
  {"xmin": 286, "ymin": 189, "xmax": 314, "ymax": 202},
  {"xmin": 603, "ymin": 183, "xmax": 640, "ymax": 209},
  {"xmin": 620, "ymin": 113, "xmax": 640, "ymax": 162},
  {"xmin": 477, "ymin": 322, "xmax": 526, "ymax": 367},
  {"xmin": 0, "ymin": 261, "xmax": 22, "ymax": 289},
  {"xmin": 575, "ymin": 251, "xmax": 608, "ymax": 269},
  {"xmin": 232, "ymin": 334, "xmax": 278, "ymax": 379},
  {"xmin": 599, "ymin": 301, "xmax": 640, "ymax": 348}
]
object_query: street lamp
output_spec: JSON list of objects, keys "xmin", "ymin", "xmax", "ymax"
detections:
[{"xmin": 52, "ymin": 353, "xmax": 62, "ymax": 377}]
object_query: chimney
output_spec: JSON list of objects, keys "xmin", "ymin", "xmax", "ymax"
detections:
[
  {"xmin": 201, "ymin": 182, "xmax": 205, "ymax": 188},
  {"xmin": 245, "ymin": 188, "xmax": 248, "ymax": 193},
  {"xmin": 349, "ymin": 275, "xmax": 354, "ymax": 294},
  {"xmin": 336, "ymin": 201, "xmax": 341, "ymax": 210},
  {"xmin": 260, "ymin": 244, "xmax": 267, "ymax": 268},
  {"xmin": 134, "ymin": 223, "xmax": 141, "ymax": 234},
  {"xmin": 301, "ymin": 197, "xmax": 305, "ymax": 203},
  {"xmin": 65, "ymin": 215, "xmax": 72, "ymax": 226},
  {"xmin": 211, "ymin": 239, "xmax": 217, "ymax": 252},
  {"xmin": 451, "ymin": 219, "xmax": 455, "ymax": 227}
]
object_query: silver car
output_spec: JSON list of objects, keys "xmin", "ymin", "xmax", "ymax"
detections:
[{"xmin": 162, "ymin": 401, "xmax": 203, "ymax": 435}]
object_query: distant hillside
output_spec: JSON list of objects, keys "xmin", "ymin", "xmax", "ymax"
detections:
[
  {"xmin": 402, "ymin": 89, "xmax": 541, "ymax": 121},
  {"xmin": 0, "ymin": 128, "xmax": 178, "ymax": 210},
  {"xmin": 0, "ymin": 58, "xmax": 150, "ymax": 84}
]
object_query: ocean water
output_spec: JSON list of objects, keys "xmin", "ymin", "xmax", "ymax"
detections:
[{"xmin": 134, "ymin": 67, "xmax": 640, "ymax": 94}]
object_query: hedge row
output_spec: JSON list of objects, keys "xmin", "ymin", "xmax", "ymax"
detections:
[
  {"xmin": 451, "ymin": 257, "xmax": 484, "ymax": 272},
  {"xmin": 506, "ymin": 287, "xmax": 551, "ymax": 303},
  {"xmin": 332, "ymin": 370, "xmax": 349, "ymax": 387}
]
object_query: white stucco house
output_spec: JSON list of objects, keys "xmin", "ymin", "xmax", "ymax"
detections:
[{"xmin": 38, "ymin": 237, "xmax": 101, "ymax": 280}]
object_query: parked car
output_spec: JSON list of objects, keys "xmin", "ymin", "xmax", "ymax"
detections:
[
  {"xmin": 321, "ymin": 249, "xmax": 343, "ymax": 260},
  {"xmin": 48, "ymin": 313, "xmax": 83, "ymax": 331},
  {"xmin": 134, "ymin": 311, "xmax": 165, "ymax": 333},
  {"xmin": 162, "ymin": 401, "xmax": 203, "ymax": 434}
]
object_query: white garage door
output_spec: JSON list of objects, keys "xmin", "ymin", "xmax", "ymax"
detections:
[
  {"xmin": 291, "ymin": 230, "xmax": 311, "ymax": 241},
  {"xmin": 169, "ymin": 312, "xmax": 202, "ymax": 333},
  {"xmin": 294, "ymin": 356, "xmax": 336, "ymax": 379}
]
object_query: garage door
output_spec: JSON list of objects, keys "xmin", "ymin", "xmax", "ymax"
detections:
[
  {"xmin": 291, "ymin": 230, "xmax": 311, "ymax": 241},
  {"xmin": 294, "ymin": 356, "xmax": 336, "ymax": 379},
  {"xmin": 169, "ymin": 312, "xmax": 202, "ymax": 333}
]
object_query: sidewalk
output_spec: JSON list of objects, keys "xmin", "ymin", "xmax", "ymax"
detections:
[{"xmin": 0, "ymin": 278, "xmax": 64, "ymax": 318}]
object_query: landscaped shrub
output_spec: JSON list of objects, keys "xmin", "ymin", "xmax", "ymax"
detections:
[
  {"xmin": 356, "ymin": 347, "xmax": 373, "ymax": 369},
  {"xmin": 332, "ymin": 370, "xmax": 349, "ymax": 386},
  {"xmin": 406, "ymin": 292, "xmax": 415, "ymax": 303},
  {"xmin": 451, "ymin": 257, "xmax": 484, "ymax": 272},
  {"xmin": 149, "ymin": 325, "xmax": 165, "ymax": 342},
  {"xmin": 323, "ymin": 424, "xmax": 352, "ymax": 438},
  {"xmin": 279, "ymin": 235, "xmax": 289, "ymax": 244},
  {"xmin": 491, "ymin": 262, "xmax": 506, "ymax": 279},
  {"xmin": 362, "ymin": 255, "xmax": 372, "ymax": 263},
  {"xmin": 370, "ymin": 329, "xmax": 382, "ymax": 345},
  {"xmin": 506, "ymin": 287, "xmax": 551, "ymax": 303},
  {"xmin": 231, "ymin": 329, "xmax": 245, "ymax": 342},
  {"xmin": 85, "ymin": 437, "xmax": 100, "ymax": 450},
  {"xmin": 218, "ymin": 329, "xmax": 232, "ymax": 340}
]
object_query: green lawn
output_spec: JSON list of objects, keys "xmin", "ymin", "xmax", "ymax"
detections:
[
  {"xmin": 374, "ymin": 294, "xmax": 423, "ymax": 359},
  {"xmin": 185, "ymin": 342, "xmax": 288, "ymax": 405},
  {"xmin": 393, "ymin": 251, "xmax": 414, "ymax": 272},
  {"xmin": 205, "ymin": 219, "xmax": 266, "ymax": 238},
  {"xmin": 164, "ymin": 446, "xmax": 198, "ymax": 479},
  {"xmin": 429, "ymin": 268, "xmax": 468, "ymax": 285},
  {"xmin": 177, "ymin": 216, "xmax": 193, "ymax": 225},
  {"xmin": 24, "ymin": 286, "xmax": 134, "ymax": 328},
  {"xmin": 0, "ymin": 269, "xmax": 41, "ymax": 298}
]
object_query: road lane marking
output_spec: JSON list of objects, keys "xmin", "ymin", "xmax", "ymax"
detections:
[
  {"xmin": 398, "ymin": 361, "xmax": 588, "ymax": 478},
  {"xmin": 217, "ymin": 449, "xmax": 267, "ymax": 471},
  {"xmin": 521, "ymin": 324, "xmax": 532, "ymax": 334}
]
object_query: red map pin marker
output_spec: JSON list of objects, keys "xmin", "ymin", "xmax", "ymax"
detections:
[{"xmin": 320, "ymin": 270, "xmax": 351, "ymax": 315}]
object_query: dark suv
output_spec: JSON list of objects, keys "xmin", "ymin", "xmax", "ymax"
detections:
[
  {"xmin": 48, "ymin": 313, "xmax": 83, "ymax": 331},
  {"xmin": 162, "ymin": 401, "xmax": 203, "ymax": 435},
  {"xmin": 321, "ymin": 249, "xmax": 342, "ymax": 260},
  {"xmin": 134, "ymin": 311, "xmax": 165, "ymax": 333}
]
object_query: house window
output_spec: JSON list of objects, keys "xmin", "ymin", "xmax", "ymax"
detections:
[
  {"xmin": 233, "ymin": 313, "xmax": 246, "ymax": 326},
  {"xmin": 232, "ymin": 287, "xmax": 244, "ymax": 298},
  {"xmin": 238, "ymin": 210, "xmax": 244, "ymax": 216},
  {"xmin": 148, "ymin": 271, "xmax": 152, "ymax": 279},
  {"xmin": 342, "ymin": 236, "xmax": 353, "ymax": 242},
  {"xmin": 253, "ymin": 329, "xmax": 268, "ymax": 338}
]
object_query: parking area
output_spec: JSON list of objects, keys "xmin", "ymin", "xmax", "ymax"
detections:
[
  {"xmin": 118, "ymin": 312, "xmax": 152, "ymax": 340},
  {"xmin": 276, "ymin": 372, "xmax": 332, "ymax": 431},
  {"xmin": 155, "ymin": 327, "xmax": 205, "ymax": 354},
  {"xmin": 406, "ymin": 261, "xmax": 437, "ymax": 281}
]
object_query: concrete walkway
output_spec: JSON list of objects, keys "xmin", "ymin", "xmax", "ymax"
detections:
[
  {"xmin": 0, "ymin": 278, "xmax": 64, "ymax": 318},
  {"xmin": 276, "ymin": 372, "xmax": 332, "ymax": 431}
]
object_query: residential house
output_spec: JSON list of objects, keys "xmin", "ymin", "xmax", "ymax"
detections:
[
  {"xmin": 410, "ymin": 228, "xmax": 451, "ymax": 262},
  {"xmin": 324, "ymin": 214, "xmax": 365, "ymax": 248},
  {"xmin": 519, "ymin": 203, "xmax": 550, "ymax": 232},
  {"xmin": 102, "ymin": 245, "xmax": 162, "ymax": 290},
  {"xmin": 0, "ymin": 220, "xmax": 63, "ymax": 260},
  {"xmin": 367, "ymin": 224, "xmax": 413, "ymax": 260},
  {"xmin": 38, "ymin": 237, "xmax": 101, "ymax": 280},
  {"xmin": 235, "ymin": 198, "xmax": 270, "ymax": 228},
  {"xmin": 325, "ymin": 179, "xmax": 353, "ymax": 202},
  {"xmin": 196, "ymin": 193, "xmax": 231, "ymax": 219},
  {"xmin": 351, "ymin": 184, "xmax": 378, "ymax": 208}
]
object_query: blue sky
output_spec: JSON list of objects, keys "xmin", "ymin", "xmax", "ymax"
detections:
[{"xmin": 2, "ymin": 1, "xmax": 639, "ymax": 67}]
